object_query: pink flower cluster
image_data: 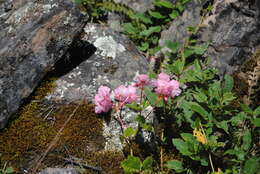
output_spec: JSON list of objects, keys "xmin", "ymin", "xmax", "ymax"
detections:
[
  {"xmin": 152, "ymin": 73, "xmax": 181, "ymax": 101},
  {"xmin": 94, "ymin": 86, "xmax": 113, "ymax": 113},
  {"xmin": 93, "ymin": 73, "xmax": 181, "ymax": 113}
]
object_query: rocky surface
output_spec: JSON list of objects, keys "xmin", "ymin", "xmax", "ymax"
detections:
[
  {"xmin": 39, "ymin": 168, "xmax": 80, "ymax": 174},
  {"xmin": 159, "ymin": 0, "xmax": 260, "ymax": 75},
  {"xmin": 113, "ymin": 0, "xmax": 154, "ymax": 13},
  {"xmin": 159, "ymin": 0, "xmax": 203, "ymax": 46},
  {"xmin": 45, "ymin": 23, "xmax": 152, "ymax": 150},
  {"xmin": 0, "ymin": 0, "xmax": 87, "ymax": 128}
]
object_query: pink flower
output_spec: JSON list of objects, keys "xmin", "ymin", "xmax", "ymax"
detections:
[
  {"xmin": 158, "ymin": 72, "xmax": 170, "ymax": 81},
  {"xmin": 114, "ymin": 85, "xmax": 138, "ymax": 104},
  {"xmin": 94, "ymin": 86, "xmax": 113, "ymax": 113},
  {"xmin": 153, "ymin": 72, "xmax": 181, "ymax": 100},
  {"xmin": 133, "ymin": 74, "xmax": 150, "ymax": 88}
]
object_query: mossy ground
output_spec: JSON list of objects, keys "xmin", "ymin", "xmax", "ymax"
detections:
[{"xmin": 0, "ymin": 78, "xmax": 124, "ymax": 173}]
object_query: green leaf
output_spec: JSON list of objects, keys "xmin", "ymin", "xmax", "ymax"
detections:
[
  {"xmin": 216, "ymin": 121, "xmax": 229, "ymax": 133},
  {"xmin": 175, "ymin": 2, "xmax": 185, "ymax": 12},
  {"xmin": 123, "ymin": 127, "xmax": 137, "ymax": 138},
  {"xmin": 251, "ymin": 118, "xmax": 260, "ymax": 127},
  {"xmin": 138, "ymin": 42, "xmax": 149, "ymax": 51},
  {"xmin": 189, "ymin": 102, "xmax": 209, "ymax": 120},
  {"xmin": 222, "ymin": 92, "xmax": 236, "ymax": 104},
  {"xmin": 166, "ymin": 160, "xmax": 184, "ymax": 172},
  {"xmin": 133, "ymin": 13, "xmax": 152, "ymax": 24},
  {"xmin": 148, "ymin": 11, "xmax": 166, "ymax": 19},
  {"xmin": 223, "ymin": 74, "xmax": 234, "ymax": 93},
  {"xmin": 121, "ymin": 155, "xmax": 142, "ymax": 173},
  {"xmin": 169, "ymin": 10, "xmax": 179, "ymax": 19},
  {"xmin": 240, "ymin": 103, "xmax": 253, "ymax": 115},
  {"xmin": 193, "ymin": 91, "xmax": 207, "ymax": 103},
  {"xmin": 242, "ymin": 129, "xmax": 252, "ymax": 151},
  {"xmin": 153, "ymin": 0, "xmax": 174, "ymax": 8},
  {"xmin": 5, "ymin": 167, "xmax": 14, "ymax": 174},
  {"xmin": 126, "ymin": 102, "xmax": 142, "ymax": 111},
  {"xmin": 140, "ymin": 26, "xmax": 161, "ymax": 37},
  {"xmin": 123, "ymin": 23, "xmax": 139, "ymax": 34},
  {"xmin": 243, "ymin": 157, "xmax": 259, "ymax": 174},
  {"xmin": 164, "ymin": 40, "xmax": 180, "ymax": 53},
  {"xmin": 144, "ymin": 87, "xmax": 163, "ymax": 107},
  {"xmin": 230, "ymin": 112, "xmax": 246, "ymax": 126},
  {"xmin": 180, "ymin": 133, "xmax": 196, "ymax": 143},
  {"xmin": 142, "ymin": 156, "xmax": 153, "ymax": 170},
  {"xmin": 183, "ymin": 48, "xmax": 194, "ymax": 58},
  {"xmin": 172, "ymin": 138, "xmax": 193, "ymax": 156},
  {"xmin": 253, "ymin": 106, "xmax": 260, "ymax": 117}
]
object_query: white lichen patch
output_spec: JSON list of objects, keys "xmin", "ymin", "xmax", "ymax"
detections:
[{"xmin": 93, "ymin": 36, "xmax": 126, "ymax": 59}]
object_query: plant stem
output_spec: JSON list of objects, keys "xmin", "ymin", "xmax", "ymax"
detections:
[
  {"xmin": 160, "ymin": 131, "xmax": 164, "ymax": 169},
  {"xmin": 209, "ymin": 152, "xmax": 215, "ymax": 172}
]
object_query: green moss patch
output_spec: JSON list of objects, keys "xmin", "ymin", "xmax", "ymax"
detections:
[{"xmin": 0, "ymin": 78, "xmax": 124, "ymax": 173}]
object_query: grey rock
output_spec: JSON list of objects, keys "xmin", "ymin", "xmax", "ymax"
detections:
[
  {"xmin": 200, "ymin": 0, "xmax": 260, "ymax": 75},
  {"xmin": 159, "ymin": 0, "xmax": 260, "ymax": 75},
  {"xmin": 0, "ymin": 0, "xmax": 87, "ymax": 128},
  {"xmin": 159, "ymin": 0, "xmax": 203, "ymax": 46},
  {"xmin": 47, "ymin": 23, "xmax": 149, "ymax": 103},
  {"xmin": 46, "ymin": 23, "xmax": 152, "ymax": 150},
  {"xmin": 113, "ymin": 0, "xmax": 154, "ymax": 13},
  {"xmin": 39, "ymin": 168, "xmax": 80, "ymax": 174}
]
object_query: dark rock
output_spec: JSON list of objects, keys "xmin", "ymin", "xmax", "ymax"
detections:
[
  {"xmin": 200, "ymin": 0, "xmax": 260, "ymax": 75},
  {"xmin": 159, "ymin": 0, "xmax": 260, "ymax": 75},
  {"xmin": 39, "ymin": 168, "xmax": 80, "ymax": 174},
  {"xmin": 0, "ymin": 0, "xmax": 87, "ymax": 128}
]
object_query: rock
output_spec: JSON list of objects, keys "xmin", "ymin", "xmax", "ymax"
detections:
[
  {"xmin": 159, "ymin": 0, "xmax": 260, "ymax": 75},
  {"xmin": 159, "ymin": 0, "xmax": 203, "ymax": 46},
  {"xmin": 113, "ymin": 0, "xmax": 154, "ymax": 13},
  {"xmin": 45, "ymin": 23, "xmax": 152, "ymax": 150},
  {"xmin": 39, "ymin": 168, "xmax": 80, "ymax": 174},
  {"xmin": 0, "ymin": 0, "xmax": 87, "ymax": 128},
  {"xmin": 199, "ymin": 0, "xmax": 260, "ymax": 75}
]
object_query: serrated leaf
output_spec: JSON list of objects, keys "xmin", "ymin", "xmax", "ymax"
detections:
[
  {"xmin": 240, "ymin": 103, "xmax": 253, "ymax": 115},
  {"xmin": 242, "ymin": 129, "xmax": 252, "ymax": 151},
  {"xmin": 126, "ymin": 102, "xmax": 142, "ymax": 111},
  {"xmin": 5, "ymin": 167, "xmax": 14, "ymax": 174},
  {"xmin": 138, "ymin": 42, "xmax": 149, "ymax": 51},
  {"xmin": 243, "ymin": 157, "xmax": 259, "ymax": 174},
  {"xmin": 123, "ymin": 23, "xmax": 139, "ymax": 34},
  {"xmin": 153, "ymin": 0, "xmax": 174, "ymax": 8},
  {"xmin": 189, "ymin": 102, "xmax": 209, "ymax": 120},
  {"xmin": 172, "ymin": 138, "xmax": 193, "ymax": 156},
  {"xmin": 166, "ymin": 160, "xmax": 184, "ymax": 172},
  {"xmin": 121, "ymin": 155, "xmax": 142, "ymax": 172},
  {"xmin": 148, "ymin": 11, "xmax": 166, "ymax": 19},
  {"xmin": 123, "ymin": 127, "xmax": 137, "ymax": 137},
  {"xmin": 222, "ymin": 92, "xmax": 236, "ymax": 104},
  {"xmin": 164, "ymin": 40, "xmax": 180, "ymax": 53},
  {"xmin": 193, "ymin": 91, "xmax": 207, "ymax": 103},
  {"xmin": 140, "ymin": 26, "xmax": 161, "ymax": 37},
  {"xmin": 251, "ymin": 118, "xmax": 260, "ymax": 127},
  {"xmin": 223, "ymin": 74, "xmax": 234, "ymax": 93},
  {"xmin": 253, "ymin": 106, "xmax": 260, "ymax": 117},
  {"xmin": 144, "ymin": 87, "xmax": 163, "ymax": 107},
  {"xmin": 230, "ymin": 112, "xmax": 246, "ymax": 126},
  {"xmin": 216, "ymin": 121, "xmax": 229, "ymax": 133},
  {"xmin": 142, "ymin": 156, "xmax": 153, "ymax": 170},
  {"xmin": 180, "ymin": 133, "xmax": 196, "ymax": 143},
  {"xmin": 134, "ymin": 13, "xmax": 152, "ymax": 24},
  {"xmin": 169, "ymin": 10, "xmax": 179, "ymax": 19}
]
